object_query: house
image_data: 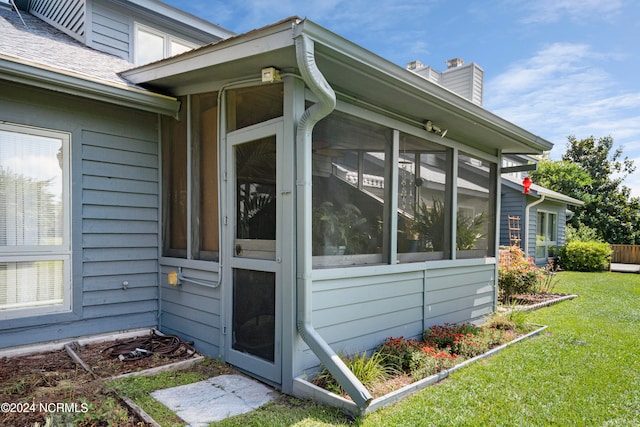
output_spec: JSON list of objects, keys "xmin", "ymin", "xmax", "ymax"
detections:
[
  {"xmin": 408, "ymin": 61, "xmax": 584, "ymax": 266},
  {"xmin": 0, "ymin": 0, "xmax": 228, "ymax": 347},
  {"xmin": 500, "ymin": 155, "xmax": 584, "ymax": 265},
  {"xmin": 1, "ymin": 1, "xmax": 554, "ymax": 413}
]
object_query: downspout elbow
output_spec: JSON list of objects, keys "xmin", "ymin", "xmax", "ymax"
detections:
[{"xmin": 294, "ymin": 31, "xmax": 372, "ymax": 410}]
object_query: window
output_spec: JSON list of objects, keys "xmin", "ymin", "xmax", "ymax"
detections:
[
  {"xmin": 226, "ymin": 84, "xmax": 284, "ymax": 132},
  {"xmin": 536, "ymin": 211, "xmax": 557, "ymax": 260},
  {"xmin": 457, "ymin": 153, "xmax": 496, "ymax": 259},
  {"xmin": 135, "ymin": 23, "xmax": 198, "ymax": 65},
  {"xmin": 312, "ymin": 111, "xmax": 391, "ymax": 267},
  {"xmin": 0, "ymin": 124, "xmax": 71, "ymax": 318},
  {"xmin": 161, "ymin": 93, "xmax": 220, "ymax": 261},
  {"xmin": 397, "ymin": 133, "xmax": 452, "ymax": 261}
]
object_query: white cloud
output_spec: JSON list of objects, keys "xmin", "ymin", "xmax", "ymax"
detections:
[{"xmin": 485, "ymin": 41, "xmax": 640, "ymax": 197}]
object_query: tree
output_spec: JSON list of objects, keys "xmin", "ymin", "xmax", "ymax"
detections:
[{"xmin": 532, "ymin": 135, "xmax": 640, "ymax": 244}]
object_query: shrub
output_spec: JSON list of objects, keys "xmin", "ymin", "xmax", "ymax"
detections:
[
  {"xmin": 498, "ymin": 246, "xmax": 545, "ymax": 302},
  {"xmin": 377, "ymin": 336, "xmax": 421, "ymax": 372},
  {"xmin": 409, "ymin": 346, "xmax": 457, "ymax": 380},
  {"xmin": 423, "ymin": 323, "xmax": 481, "ymax": 353},
  {"xmin": 452, "ymin": 328, "xmax": 504, "ymax": 358},
  {"xmin": 560, "ymin": 241, "xmax": 612, "ymax": 272},
  {"xmin": 314, "ymin": 351, "xmax": 394, "ymax": 395}
]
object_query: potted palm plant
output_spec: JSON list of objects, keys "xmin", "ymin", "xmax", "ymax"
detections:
[
  {"xmin": 412, "ymin": 198, "xmax": 486, "ymax": 252},
  {"xmin": 312, "ymin": 201, "xmax": 368, "ymax": 255}
]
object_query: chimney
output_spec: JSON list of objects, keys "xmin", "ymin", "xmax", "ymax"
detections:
[
  {"xmin": 406, "ymin": 60, "xmax": 424, "ymax": 71},
  {"xmin": 408, "ymin": 57, "xmax": 483, "ymax": 106},
  {"xmin": 446, "ymin": 58, "xmax": 464, "ymax": 69}
]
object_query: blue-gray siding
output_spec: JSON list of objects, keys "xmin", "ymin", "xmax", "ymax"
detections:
[
  {"xmin": 158, "ymin": 265, "xmax": 222, "ymax": 356},
  {"xmin": 499, "ymin": 189, "xmax": 525, "ymax": 247},
  {"xmin": 0, "ymin": 81, "xmax": 159, "ymax": 347},
  {"xmin": 297, "ymin": 261, "xmax": 496, "ymax": 374},
  {"xmin": 89, "ymin": 2, "xmax": 130, "ymax": 60}
]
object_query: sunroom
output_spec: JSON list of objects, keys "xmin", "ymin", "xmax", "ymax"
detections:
[{"xmin": 123, "ymin": 17, "xmax": 552, "ymax": 411}]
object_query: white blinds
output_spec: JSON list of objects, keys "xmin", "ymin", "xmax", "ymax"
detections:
[
  {"xmin": 0, "ymin": 126, "xmax": 69, "ymax": 314},
  {"xmin": 0, "ymin": 261, "xmax": 64, "ymax": 309},
  {"xmin": 0, "ymin": 130, "xmax": 63, "ymax": 247}
]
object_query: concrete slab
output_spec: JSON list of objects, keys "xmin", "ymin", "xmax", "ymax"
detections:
[
  {"xmin": 610, "ymin": 263, "xmax": 640, "ymax": 273},
  {"xmin": 151, "ymin": 374, "xmax": 277, "ymax": 426}
]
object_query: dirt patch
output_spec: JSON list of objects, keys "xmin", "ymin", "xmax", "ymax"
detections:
[{"xmin": 0, "ymin": 332, "xmax": 227, "ymax": 426}]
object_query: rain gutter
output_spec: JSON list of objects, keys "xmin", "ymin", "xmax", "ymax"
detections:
[
  {"xmin": 0, "ymin": 56, "xmax": 180, "ymax": 117},
  {"xmin": 292, "ymin": 27, "xmax": 373, "ymax": 410}
]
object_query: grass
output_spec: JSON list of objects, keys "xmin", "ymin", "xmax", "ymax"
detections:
[
  {"xmin": 106, "ymin": 359, "xmax": 230, "ymax": 427},
  {"xmin": 211, "ymin": 271, "xmax": 640, "ymax": 426}
]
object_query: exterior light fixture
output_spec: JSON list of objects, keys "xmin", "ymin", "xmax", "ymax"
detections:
[
  {"xmin": 167, "ymin": 271, "xmax": 181, "ymax": 286},
  {"xmin": 424, "ymin": 120, "xmax": 448, "ymax": 138},
  {"xmin": 261, "ymin": 66, "xmax": 281, "ymax": 83},
  {"xmin": 522, "ymin": 176, "xmax": 532, "ymax": 194}
]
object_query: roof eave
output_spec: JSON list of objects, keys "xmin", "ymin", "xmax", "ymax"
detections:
[
  {"xmin": 293, "ymin": 20, "xmax": 553, "ymax": 154},
  {"xmin": 0, "ymin": 56, "xmax": 180, "ymax": 117},
  {"xmin": 122, "ymin": 17, "xmax": 553, "ymax": 154}
]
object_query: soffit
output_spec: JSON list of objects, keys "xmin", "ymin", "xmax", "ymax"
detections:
[{"xmin": 123, "ymin": 18, "xmax": 552, "ymax": 155}]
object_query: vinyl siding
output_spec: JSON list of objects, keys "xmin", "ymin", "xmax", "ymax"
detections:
[
  {"xmin": 500, "ymin": 188, "xmax": 525, "ymax": 247},
  {"xmin": 441, "ymin": 64, "xmax": 484, "ymax": 106},
  {"xmin": 297, "ymin": 261, "xmax": 496, "ymax": 374},
  {"xmin": 0, "ymin": 81, "xmax": 159, "ymax": 347},
  {"xmin": 158, "ymin": 265, "xmax": 222, "ymax": 357},
  {"xmin": 89, "ymin": 4, "xmax": 130, "ymax": 60}
]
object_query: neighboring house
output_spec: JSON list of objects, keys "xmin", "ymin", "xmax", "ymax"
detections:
[
  {"xmin": 408, "ymin": 62, "xmax": 583, "ymax": 266},
  {"xmin": 2, "ymin": 2, "xmax": 555, "ymax": 413},
  {"xmin": 500, "ymin": 155, "xmax": 584, "ymax": 266}
]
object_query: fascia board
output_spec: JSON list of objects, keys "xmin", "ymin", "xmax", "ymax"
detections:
[
  {"xmin": 502, "ymin": 177, "xmax": 584, "ymax": 206},
  {"xmin": 0, "ymin": 56, "xmax": 179, "ymax": 117},
  {"xmin": 534, "ymin": 186, "xmax": 584, "ymax": 206},
  {"xmin": 294, "ymin": 19, "xmax": 553, "ymax": 154},
  {"xmin": 122, "ymin": 20, "xmax": 296, "ymax": 84}
]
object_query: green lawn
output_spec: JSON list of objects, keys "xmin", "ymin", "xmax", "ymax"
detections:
[{"xmin": 214, "ymin": 271, "xmax": 640, "ymax": 426}]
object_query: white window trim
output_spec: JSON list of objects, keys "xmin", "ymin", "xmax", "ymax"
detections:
[
  {"xmin": 0, "ymin": 123, "xmax": 72, "ymax": 319},
  {"xmin": 134, "ymin": 22, "xmax": 198, "ymax": 65},
  {"xmin": 535, "ymin": 209, "xmax": 558, "ymax": 261}
]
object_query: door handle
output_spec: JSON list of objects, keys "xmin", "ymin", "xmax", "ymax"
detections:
[{"xmin": 235, "ymin": 244, "xmax": 243, "ymax": 256}]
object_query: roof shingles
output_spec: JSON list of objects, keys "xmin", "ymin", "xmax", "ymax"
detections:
[{"xmin": 0, "ymin": 7, "xmax": 138, "ymax": 88}]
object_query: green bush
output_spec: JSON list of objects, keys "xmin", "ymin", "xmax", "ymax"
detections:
[
  {"xmin": 560, "ymin": 241, "xmax": 612, "ymax": 272},
  {"xmin": 498, "ymin": 246, "xmax": 544, "ymax": 302},
  {"xmin": 314, "ymin": 351, "xmax": 394, "ymax": 395}
]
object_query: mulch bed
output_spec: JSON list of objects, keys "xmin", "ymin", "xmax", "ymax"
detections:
[{"xmin": 0, "ymin": 331, "xmax": 210, "ymax": 426}]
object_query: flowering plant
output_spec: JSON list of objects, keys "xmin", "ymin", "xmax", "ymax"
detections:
[
  {"xmin": 498, "ymin": 245, "xmax": 545, "ymax": 302},
  {"xmin": 377, "ymin": 336, "xmax": 421, "ymax": 371},
  {"xmin": 423, "ymin": 323, "xmax": 482, "ymax": 352},
  {"xmin": 409, "ymin": 345, "xmax": 458, "ymax": 379}
]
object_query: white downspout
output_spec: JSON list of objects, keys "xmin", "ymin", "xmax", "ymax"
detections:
[
  {"xmin": 524, "ymin": 194, "xmax": 546, "ymax": 258},
  {"xmin": 293, "ymin": 31, "xmax": 373, "ymax": 409}
]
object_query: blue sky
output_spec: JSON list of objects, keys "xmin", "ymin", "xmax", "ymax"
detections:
[{"xmin": 165, "ymin": 0, "xmax": 640, "ymax": 196}]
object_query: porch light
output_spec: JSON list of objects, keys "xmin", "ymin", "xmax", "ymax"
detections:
[
  {"xmin": 522, "ymin": 176, "xmax": 532, "ymax": 194},
  {"xmin": 424, "ymin": 120, "xmax": 448, "ymax": 138},
  {"xmin": 261, "ymin": 66, "xmax": 281, "ymax": 83}
]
